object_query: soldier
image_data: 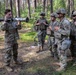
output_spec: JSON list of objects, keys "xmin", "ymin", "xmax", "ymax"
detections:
[
  {"xmin": 70, "ymin": 11, "xmax": 76, "ymax": 66},
  {"xmin": 54, "ymin": 8, "xmax": 71, "ymax": 71},
  {"xmin": 35, "ymin": 12, "xmax": 48, "ymax": 53},
  {"xmin": 1, "ymin": 9, "xmax": 21, "ymax": 72},
  {"xmin": 47, "ymin": 13, "xmax": 59, "ymax": 60}
]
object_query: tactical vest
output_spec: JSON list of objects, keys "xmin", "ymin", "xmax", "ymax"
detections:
[{"xmin": 35, "ymin": 18, "xmax": 47, "ymax": 31}]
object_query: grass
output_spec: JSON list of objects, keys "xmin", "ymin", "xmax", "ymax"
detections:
[
  {"xmin": 20, "ymin": 30, "xmax": 49, "ymax": 43},
  {"xmin": 19, "ymin": 57, "xmax": 61, "ymax": 75},
  {"xmin": 0, "ymin": 8, "xmax": 76, "ymax": 75},
  {"xmin": 19, "ymin": 29, "xmax": 76, "ymax": 75},
  {"xmin": 20, "ymin": 31, "xmax": 36, "ymax": 42},
  {"xmin": 19, "ymin": 59, "xmax": 76, "ymax": 75},
  {"xmin": 55, "ymin": 61, "xmax": 76, "ymax": 75}
]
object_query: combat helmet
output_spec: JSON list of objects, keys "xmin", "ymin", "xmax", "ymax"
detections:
[
  {"xmin": 57, "ymin": 8, "xmax": 66, "ymax": 15},
  {"xmin": 40, "ymin": 12, "xmax": 45, "ymax": 16},
  {"xmin": 51, "ymin": 13, "xmax": 58, "ymax": 17},
  {"xmin": 72, "ymin": 11, "xmax": 76, "ymax": 16}
]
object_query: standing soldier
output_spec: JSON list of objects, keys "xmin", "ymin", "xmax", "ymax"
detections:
[
  {"xmin": 1, "ymin": 9, "xmax": 21, "ymax": 72},
  {"xmin": 35, "ymin": 12, "xmax": 48, "ymax": 53},
  {"xmin": 47, "ymin": 13, "xmax": 59, "ymax": 60},
  {"xmin": 54, "ymin": 8, "xmax": 71, "ymax": 71},
  {"xmin": 70, "ymin": 11, "xmax": 76, "ymax": 66}
]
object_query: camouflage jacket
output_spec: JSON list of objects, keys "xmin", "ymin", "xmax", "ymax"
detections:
[
  {"xmin": 49, "ymin": 20, "xmax": 59, "ymax": 36},
  {"xmin": 1, "ymin": 20, "xmax": 21, "ymax": 43},
  {"xmin": 55, "ymin": 18, "xmax": 70, "ymax": 39},
  {"xmin": 49, "ymin": 20, "xmax": 59, "ymax": 31}
]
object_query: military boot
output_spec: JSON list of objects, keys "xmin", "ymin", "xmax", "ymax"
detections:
[
  {"xmin": 53, "ymin": 52, "xmax": 59, "ymax": 60},
  {"xmin": 14, "ymin": 60, "xmax": 22, "ymax": 65},
  {"xmin": 5, "ymin": 66, "xmax": 13, "ymax": 72},
  {"xmin": 49, "ymin": 47, "xmax": 54, "ymax": 57},
  {"xmin": 36, "ymin": 46, "xmax": 43, "ymax": 53}
]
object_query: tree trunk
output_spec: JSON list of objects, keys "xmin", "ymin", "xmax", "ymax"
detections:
[
  {"xmin": 20, "ymin": 0, "xmax": 25, "ymax": 10},
  {"xmin": 34, "ymin": 0, "xmax": 37, "ymax": 9},
  {"xmin": 50, "ymin": 0, "xmax": 53, "ymax": 13},
  {"xmin": 5, "ymin": 0, "xmax": 9, "ymax": 9},
  {"xmin": 45, "ymin": 0, "xmax": 48, "ymax": 15},
  {"xmin": 43, "ymin": 0, "xmax": 46, "ymax": 12},
  {"xmin": 27, "ymin": 0, "xmax": 31, "ymax": 18},
  {"xmin": 66, "ymin": 0, "xmax": 70, "ymax": 16},
  {"xmin": 0, "ymin": 2, "xmax": 1, "ymax": 17},
  {"xmin": 70, "ymin": 0, "xmax": 74, "ymax": 17},
  {"xmin": 16, "ymin": 0, "xmax": 20, "ymax": 17},
  {"xmin": 10, "ymin": 0, "xmax": 13, "ymax": 17}
]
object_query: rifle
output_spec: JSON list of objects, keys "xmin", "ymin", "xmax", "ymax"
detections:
[{"xmin": 0, "ymin": 17, "xmax": 29, "ymax": 22}]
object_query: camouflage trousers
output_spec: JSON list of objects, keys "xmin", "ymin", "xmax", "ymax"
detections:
[
  {"xmin": 37, "ymin": 30, "xmax": 46, "ymax": 48},
  {"xmin": 47, "ymin": 36, "xmax": 57, "ymax": 57},
  {"xmin": 55, "ymin": 38, "xmax": 71, "ymax": 68},
  {"xmin": 47, "ymin": 36, "xmax": 54, "ymax": 48},
  {"xmin": 5, "ymin": 41, "xmax": 18, "ymax": 66}
]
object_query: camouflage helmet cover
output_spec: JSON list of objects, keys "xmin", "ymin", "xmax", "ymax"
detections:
[
  {"xmin": 51, "ymin": 13, "xmax": 58, "ymax": 17},
  {"xmin": 72, "ymin": 11, "xmax": 76, "ymax": 16},
  {"xmin": 57, "ymin": 8, "xmax": 66, "ymax": 14}
]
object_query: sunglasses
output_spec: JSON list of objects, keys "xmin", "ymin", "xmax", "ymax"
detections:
[
  {"xmin": 73, "ymin": 15, "xmax": 76, "ymax": 17},
  {"xmin": 57, "ymin": 13, "xmax": 61, "ymax": 14}
]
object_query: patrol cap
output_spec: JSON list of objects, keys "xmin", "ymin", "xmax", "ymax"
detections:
[
  {"xmin": 57, "ymin": 8, "xmax": 66, "ymax": 15},
  {"xmin": 40, "ymin": 12, "xmax": 45, "ymax": 16},
  {"xmin": 51, "ymin": 13, "xmax": 58, "ymax": 18},
  {"xmin": 72, "ymin": 11, "xmax": 76, "ymax": 16}
]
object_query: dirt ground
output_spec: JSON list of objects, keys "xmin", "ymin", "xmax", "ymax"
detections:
[
  {"xmin": 0, "ymin": 39, "xmax": 59, "ymax": 75},
  {"xmin": 0, "ymin": 29, "xmax": 72, "ymax": 75}
]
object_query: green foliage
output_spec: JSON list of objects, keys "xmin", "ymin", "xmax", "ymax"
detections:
[
  {"xmin": 20, "ymin": 32, "xmax": 36, "ymax": 42},
  {"xmin": 0, "ymin": 3, "xmax": 5, "ymax": 17},
  {"xmin": 19, "ymin": 57, "xmax": 61, "ymax": 75},
  {"xmin": 53, "ymin": 0, "xmax": 66, "ymax": 11},
  {"xmin": 21, "ymin": 8, "xmax": 28, "ymax": 18}
]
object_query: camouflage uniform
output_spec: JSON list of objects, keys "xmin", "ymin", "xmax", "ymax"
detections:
[
  {"xmin": 56, "ymin": 9, "xmax": 71, "ymax": 70},
  {"xmin": 1, "ymin": 20, "xmax": 21, "ymax": 66},
  {"xmin": 36, "ymin": 12, "xmax": 48, "ymax": 51},
  {"xmin": 70, "ymin": 11, "xmax": 76, "ymax": 63},
  {"xmin": 47, "ymin": 13, "xmax": 59, "ymax": 58}
]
